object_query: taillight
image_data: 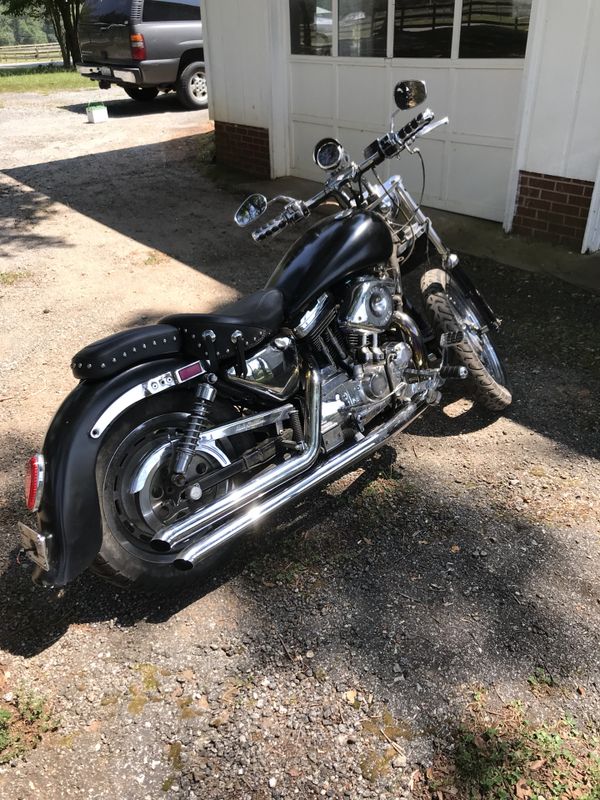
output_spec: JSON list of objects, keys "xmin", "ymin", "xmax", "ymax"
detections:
[
  {"xmin": 25, "ymin": 454, "xmax": 45, "ymax": 512},
  {"xmin": 130, "ymin": 33, "xmax": 146, "ymax": 61}
]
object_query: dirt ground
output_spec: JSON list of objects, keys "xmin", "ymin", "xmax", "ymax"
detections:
[{"xmin": 0, "ymin": 88, "xmax": 599, "ymax": 800}]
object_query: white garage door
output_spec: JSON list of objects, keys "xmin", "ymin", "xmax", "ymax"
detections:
[{"xmin": 288, "ymin": 0, "xmax": 532, "ymax": 222}]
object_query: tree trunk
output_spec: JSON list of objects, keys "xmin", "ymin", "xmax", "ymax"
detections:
[
  {"xmin": 56, "ymin": 0, "xmax": 80, "ymax": 65},
  {"xmin": 48, "ymin": 3, "xmax": 70, "ymax": 67}
]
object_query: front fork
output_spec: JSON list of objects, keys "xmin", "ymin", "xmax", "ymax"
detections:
[
  {"xmin": 390, "ymin": 174, "xmax": 457, "ymax": 269},
  {"xmin": 392, "ymin": 175, "xmax": 501, "ymax": 332}
]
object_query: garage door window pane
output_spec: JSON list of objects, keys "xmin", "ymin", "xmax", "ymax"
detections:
[
  {"xmin": 459, "ymin": 0, "xmax": 531, "ymax": 57},
  {"xmin": 338, "ymin": 0, "xmax": 388, "ymax": 57},
  {"xmin": 394, "ymin": 0, "xmax": 455, "ymax": 58},
  {"xmin": 290, "ymin": 0, "xmax": 332, "ymax": 55}
]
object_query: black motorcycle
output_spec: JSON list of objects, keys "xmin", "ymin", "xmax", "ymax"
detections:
[{"xmin": 19, "ymin": 80, "xmax": 511, "ymax": 591}]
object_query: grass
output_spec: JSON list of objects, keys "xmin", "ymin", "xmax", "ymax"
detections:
[
  {"xmin": 0, "ymin": 690, "xmax": 57, "ymax": 763},
  {"xmin": 0, "ymin": 65, "xmax": 91, "ymax": 94},
  {"xmin": 414, "ymin": 694, "xmax": 600, "ymax": 800}
]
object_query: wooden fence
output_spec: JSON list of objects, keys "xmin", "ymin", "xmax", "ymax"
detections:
[{"xmin": 0, "ymin": 43, "xmax": 63, "ymax": 63}]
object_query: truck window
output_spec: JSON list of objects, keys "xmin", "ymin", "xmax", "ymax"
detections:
[
  {"xmin": 80, "ymin": 0, "xmax": 133, "ymax": 24},
  {"xmin": 142, "ymin": 0, "xmax": 200, "ymax": 22}
]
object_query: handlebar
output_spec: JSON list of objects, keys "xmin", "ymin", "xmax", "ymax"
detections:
[{"xmin": 252, "ymin": 109, "xmax": 436, "ymax": 242}]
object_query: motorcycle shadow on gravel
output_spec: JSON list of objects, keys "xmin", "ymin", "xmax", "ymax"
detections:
[{"xmin": 1, "ymin": 439, "xmax": 597, "ymax": 701}]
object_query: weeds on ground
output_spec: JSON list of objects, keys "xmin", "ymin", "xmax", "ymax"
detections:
[
  {"xmin": 0, "ymin": 270, "xmax": 30, "ymax": 286},
  {"xmin": 0, "ymin": 690, "xmax": 57, "ymax": 763},
  {"xmin": 414, "ymin": 693, "xmax": 600, "ymax": 800}
]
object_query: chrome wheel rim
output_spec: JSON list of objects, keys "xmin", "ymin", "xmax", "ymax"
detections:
[
  {"xmin": 189, "ymin": 72, "xmax": 207, "ymax": 103},
  {"xmin": 103, "ymin": 413, "xmax": 230, "ymax": 553},
  {"xmin": 447, "ymin": 282, "xmax": 507, "ymax": 386}
]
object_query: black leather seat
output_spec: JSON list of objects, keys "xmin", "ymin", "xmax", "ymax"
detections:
[
  {"xmin": 71, "ymin": 324, "xmax": 181, "ymax": 380},
  {"xmin": 162, "ymin": 288, "xmax": 284, "ymax": 361}
]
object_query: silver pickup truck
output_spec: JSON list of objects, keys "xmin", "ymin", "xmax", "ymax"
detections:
[{"xmin": 76, "ymin": 0, "xmax": 206, "ymax": 109}]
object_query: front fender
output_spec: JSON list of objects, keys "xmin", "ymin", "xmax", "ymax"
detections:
[{"xmin": 35, "ymin": 356, "xmax": 193, "ymax": 586}]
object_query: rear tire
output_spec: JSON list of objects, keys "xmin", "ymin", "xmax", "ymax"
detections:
[
  {"xmin": 123, "ymin": 86, "xmax": 159, "ymax": 102},
  {"xmin": 420, "ymin": 268, "xmax": 512, "ymax": 412},
  {"xmin": 92, "ymin": 390, "xmax": 250, "ymax": 592},
  {"xmin": 176, "ymin": 62, "xmax": 208, "ymax": 109}
]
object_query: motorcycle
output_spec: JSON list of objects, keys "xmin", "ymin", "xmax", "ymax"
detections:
[{"xmin": 19, "ymin": 80, "xmax": 511, "ymax": 591}]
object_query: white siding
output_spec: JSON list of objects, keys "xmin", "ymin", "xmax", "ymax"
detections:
[
  {"xmin": 202, "ymin": 0, "xmax": 272, "ymax": 129},
  {"xmin": 520, "ymin": 0, "xmax": 600, "ymax": 182}
]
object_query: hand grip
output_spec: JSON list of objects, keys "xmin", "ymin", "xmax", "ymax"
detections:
[
  {"xmin": 395, "ymin": 109, "xmax": 435, "ymax": 147},
  {"xmin": 251, "ymin": 214, "xmax": 288, "ymax": 242}
]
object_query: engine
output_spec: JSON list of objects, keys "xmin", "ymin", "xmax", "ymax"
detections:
[{"xmin": 294, "ymin": 276, "xmax": 416, "ymax": 452}]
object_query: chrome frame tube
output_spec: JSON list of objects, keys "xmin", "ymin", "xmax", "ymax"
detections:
[
  {"xmin": 150, "ymin": 367, "xmax": 322, "ymax": 552},
  {"xmin": 174, "ymin": 398, "xmax": 430, "ymax": 571}
]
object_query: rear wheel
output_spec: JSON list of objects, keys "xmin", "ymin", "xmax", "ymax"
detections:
[
  {"xmin": 176, "ymin": 62, "xmax": 208, "ymax": 109},
  {"xmin": 92, "ymin": 391, "xmax": 249, "ymax": 592},
  {"xmin": 421, "ymin": 268, "xmax": 512, "ymax": 411},
  {"xmin": 123, "ymin": 86, "xmax": 159, "ymax": 102}
]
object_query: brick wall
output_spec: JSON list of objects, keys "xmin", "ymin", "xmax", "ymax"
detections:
[
  {"xmin": 214, "ymin": 121, "xmax": 271, "ymax": 179},
  {"xmin": 512, "ymin": 170, "xmax": 594, "ymax": 249}
]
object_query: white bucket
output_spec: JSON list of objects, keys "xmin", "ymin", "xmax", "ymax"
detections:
[{"xmin": 86, "ymin": 104, "xmax": 108, "ymax": 124}]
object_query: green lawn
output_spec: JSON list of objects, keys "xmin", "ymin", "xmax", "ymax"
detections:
[{"xmin": 0, "ymin": 67, "xmax": 91, "ymax": 94}]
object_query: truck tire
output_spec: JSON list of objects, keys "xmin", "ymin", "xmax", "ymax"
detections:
[{"xmin": 176, "ymin": 62, "xmax": 208, "ymax": 109}]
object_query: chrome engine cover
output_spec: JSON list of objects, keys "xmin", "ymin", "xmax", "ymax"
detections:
[
  {"xmin": 340, "ymin": 277, "xmax": 395, "ymax": 333},
  {"xmin": 320, "ymin": 341, "xmax": 413, "ymax": 433}
]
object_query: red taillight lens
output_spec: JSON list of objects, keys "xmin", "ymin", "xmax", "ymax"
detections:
[
  {"xmin": 130, "ymin": 33, "xmax": 146, "ymax": 61},
  {"xmin": 25, "ymin": 455, "xmax": 44, "ymax": 512}
]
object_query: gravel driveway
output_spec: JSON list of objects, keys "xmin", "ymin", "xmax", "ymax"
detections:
[{"xmin": 0, "ymin": 89, "xmax": 599, "ymax": 800}]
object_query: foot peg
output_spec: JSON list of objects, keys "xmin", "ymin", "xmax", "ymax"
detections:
[
  {"xmin": 440, "ymin": 330, "xmax": 465, "ymax": 347},
  {"xmin": 440, "ymin": 365, "xmax": 469, "ymax": 380}
]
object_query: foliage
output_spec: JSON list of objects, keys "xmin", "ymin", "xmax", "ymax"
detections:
[
  {"xmin": 0, "ymin": 691, "xmax": 57, "ymax": 764},
  {"xmin": 1, "ymin": 0, "xmax": 82, "ymax": 67},
  {"xmin": 414, "ymin": 695, "xmax": 600, "ymax": 800}
]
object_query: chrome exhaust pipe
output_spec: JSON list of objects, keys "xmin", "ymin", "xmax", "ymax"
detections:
[
  {"xmin": 151, "ymin": 366, "xmax": 322, "ymax": 552},
  {"xmin": 173, "ymin": 397, "xmax": 431, "ymax": 571}
]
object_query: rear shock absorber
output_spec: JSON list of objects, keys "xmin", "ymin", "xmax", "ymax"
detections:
[{"xmin": 171, "ymin": 380, "xmax": 217, "ymax": 486}]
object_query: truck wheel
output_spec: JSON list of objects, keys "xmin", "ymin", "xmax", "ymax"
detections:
[
  {"xmin": 124, "ymin": 87, "xmax": 159, "ymax": 102},
  {"xmin": 176, "ymin": 62, "xmax": 208, "ymax": 109}
]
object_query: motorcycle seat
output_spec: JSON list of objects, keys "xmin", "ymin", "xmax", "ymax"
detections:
[
  {"xmin": 71, "ymin": 324, "xmax": 182, "ymax": 381},
  {"xmin": 162, "ymin": 288, "xmax": 284, "ymax": 362}
]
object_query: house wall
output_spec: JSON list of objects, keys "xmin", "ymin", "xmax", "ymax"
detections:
[
  {"xmin": 202, "ymin": 0, "xmax": 287, "ymax": 178},
  {"xmin": 510, "ymin": 0, "xmax": 600, "ymax": 248}
]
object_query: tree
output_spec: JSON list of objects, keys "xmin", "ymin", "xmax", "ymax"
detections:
[
  {"xmin": 1, "ymin": 0, "xmax": 81, "ymax": 67},
  {"xmin": 0, "ymin": 14, "xmax": 16, "ymax": 45}
]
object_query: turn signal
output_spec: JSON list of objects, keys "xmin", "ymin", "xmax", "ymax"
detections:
[
  {"xmin": 130, "ymin": 33, "xmax": 146, "ymax": 61},
  {"xmin": 25, "ymin": 454, "xmax": 45, "ymax": 512}
]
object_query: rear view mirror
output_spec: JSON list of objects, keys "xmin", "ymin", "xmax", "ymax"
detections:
[
  {"xmin": 394, "ymin": 80, "xmax": 427, "ymax": 110},
  {"xmin": 234, "ymin": 194, "xmax": 268, "ymax": 227}
]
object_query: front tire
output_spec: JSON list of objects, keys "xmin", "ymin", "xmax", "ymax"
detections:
[
  {"xmin": 123, "ymin": 86, "xmax": 159, "ymax": 102},
  {"xmin": 92, "ymin": 391, "xmax": 249, "ymax": 592},
  {"xmin": 176, "ymin": 62, "xmax": 208, "ymax": 109},
  {"xmin": 421, "ymin": 268, "xmax": 512, "ymax": 412}
]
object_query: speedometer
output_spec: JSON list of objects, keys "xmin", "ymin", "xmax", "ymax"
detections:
[{"xmin": 313, "ymin": 138, "xmax": 345, "ymax": 171}]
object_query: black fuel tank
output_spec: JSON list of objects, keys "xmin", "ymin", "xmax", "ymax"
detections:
[{"xmin": 266, "ymin": 210, "xmax": 393, "ymax": 320}]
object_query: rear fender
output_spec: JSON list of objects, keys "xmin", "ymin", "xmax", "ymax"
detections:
[{"xmin": 35, "ymin": 356, "xmax": 197, "ymax": 586}]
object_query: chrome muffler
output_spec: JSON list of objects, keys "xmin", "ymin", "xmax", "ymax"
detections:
[
  {"xmin": 150, "ymin": 366, "xmax": 322, "ymax": 552},
  {"xmin": 173, "ymin": 396, "xmax": 431, "ymax": 571}
]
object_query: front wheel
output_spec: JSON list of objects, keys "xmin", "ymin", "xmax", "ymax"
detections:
[
  {"xmin": 92, "ymin": 391, "xmax": 250, "ymax": 592},
  {"xmin": 420, "ymin": 268, "xmax": 512, "ymax": 412},
  {"xmin": 176, "ymin": 62, "xmax": 208, "ymax": 109},
  {"xmin": 123, "ymin": 86, "xmax": 159, "ymax": 102}
]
